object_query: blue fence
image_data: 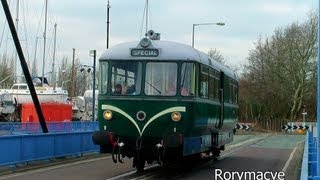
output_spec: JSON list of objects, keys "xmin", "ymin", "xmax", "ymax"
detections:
[
  {"xmin": 0, "ymin": 122, "xmax": 100, "ymax": 167},
  {"xmin": 0, "ymin": 132, "xmax": 99, "ymax": 166},
  {"xmin": 0, "ymin": 122, "xmax": 99, "ymax": 135},
  {"xmin": 301, "ymin": 131, "xmax": 320, "ymax": 180}
]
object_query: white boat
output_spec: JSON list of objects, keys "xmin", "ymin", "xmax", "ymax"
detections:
[
  {"xmin": 0, "ymin": 83, "xmax": 68, "ymax": 104},
  {"xmin": 0, "ymin": 91, "xmax": 15, "ymax": 114},
  {"xmin": 0, "ymin": 91, "xmax": 15, "ymax": 121},
  {"xmin": 72, "ymin": 90, "xmax": 98, "ymax": 121}
]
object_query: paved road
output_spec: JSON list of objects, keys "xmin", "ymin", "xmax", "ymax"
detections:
[
  {"xmin": 0, "ymin": 156, "xmax": 135, "ymax": 180},
  {"xmin": 153, "ymin": 134, "xmax": 305, "ymax": 180},
  {"xmin": 0, "ymin": 134, "xmax": 304, "ymax": 180}
]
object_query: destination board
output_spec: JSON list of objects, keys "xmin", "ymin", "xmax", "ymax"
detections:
[{"xmin": 131, "ymin": 49, "xmax": 159, "ymax": 57}]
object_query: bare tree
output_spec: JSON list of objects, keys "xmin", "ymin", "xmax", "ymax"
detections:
[
  {"xmin": 240, "ymin": 12, "xmax": 317, "ymax": 122},
  {"xmin": 208, "ymin": 48, "xmax": 225, "ymax": 64},
  {"xmin": 0, "ymin": 54, "xmax": 14, "ymax": 87}
]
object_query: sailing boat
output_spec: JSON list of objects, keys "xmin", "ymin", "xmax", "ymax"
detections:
[
  {"xmin": 1, "ymin": 0, "xmax": 68, "ymax": 105},
  {"xmin": 1, "ymin": 79, "xmax": 68, "ymax": 104}
]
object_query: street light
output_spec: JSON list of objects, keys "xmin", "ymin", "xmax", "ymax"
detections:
[
  {"xmin": 192, "ymin": 22, "xmax": 225, "ymax": 48},
  {"xmin": 89, "ymin": 50, "xmax": 96, "ymax": 121}
]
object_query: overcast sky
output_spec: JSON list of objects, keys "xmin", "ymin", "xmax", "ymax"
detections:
[{"xmin": 0, "ymin": 0, "xmax": 318, "ymax": 75}]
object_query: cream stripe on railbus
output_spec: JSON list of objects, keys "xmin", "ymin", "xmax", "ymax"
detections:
[{"xmin": 101, "ymin": 105, "xmax": 186, "ymax": 136}]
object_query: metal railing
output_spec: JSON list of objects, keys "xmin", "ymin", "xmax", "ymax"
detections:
[
  {"xmin": 0, "ymin": 121, "xmax": 98, "ymax": 135},
  {"xmin": 0, "ymin": 122, "xmax": 100, "ymax": 167},
  {"xmin": 0, "ymin": 131, "xmax": 99, "ymax": 167},
  {"xmin": 300, "ymin": 131, "xmax": 320, "ymax": 179}
]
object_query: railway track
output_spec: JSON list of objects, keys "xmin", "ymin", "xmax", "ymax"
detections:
[{"xmin": 107, "ymin": 134, "xmax": 271, "ymax": 180}]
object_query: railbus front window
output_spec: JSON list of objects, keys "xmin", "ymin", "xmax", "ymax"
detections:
[
  {"xmin": 181, "ymin": 63, "xmax": 196, "ymax": 96},
  {"xmin": 145, "ymin": 62, "xmax": 177, "ymax": 96},
  {"xmin": 99, "ymin": 62, "xmax": 108, "ymax": 94},
  {"xmin": 110, "ymin": 61, "xmax": 142, "ymax": 95}
]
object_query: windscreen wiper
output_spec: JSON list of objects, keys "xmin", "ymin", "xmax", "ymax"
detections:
[{"xmin": 145, "ymin": 81, "xmax": 162, "ymax": 94}]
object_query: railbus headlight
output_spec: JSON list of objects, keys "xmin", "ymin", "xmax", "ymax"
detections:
[
  {"xmin": 103, "ymin": 110, "xmax": 113, "ymax": 120},
  {"xmin": 171, "ymin": 112, "xmax": 181, "ymax": 122}
]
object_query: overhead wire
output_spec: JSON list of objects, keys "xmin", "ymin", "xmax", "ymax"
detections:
[
  {"xmin": 34, "ymin": 0, "xmax": 45, "ymax": 76},
  {"xmin": 0, "ymin": 19, "xmax": 7, "ymax": 50},
  {"xmin": 35, "ymin": 0, "xmax": 45, "ymax": 38},
  {"xmin": 0, "ymin": 0, "xmax": 12, "ymax": 54},
  {"xmin": 148, "ymin": 1, "xmax": 152, "ymax": 31},
  {"xmin": 139, "ymin": 0, "xmax": 153, "ymax": 39},
  {"xmin": 139, "ymin": 1, "xmax": 147, "ymax": 39}
]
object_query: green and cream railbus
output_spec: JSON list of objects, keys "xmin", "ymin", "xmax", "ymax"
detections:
[{"xmin": 93, "ymin": 32, "xmax": 238, "ymax": 171}]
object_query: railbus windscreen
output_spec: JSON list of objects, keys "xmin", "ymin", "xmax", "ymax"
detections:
[
  {"xmin": 99, "ymin": 61, "xmax": 142, "ymax": 95},
  {"xmin": 145, "ymin": 62, "xmax": 177, "ymax": 96}
]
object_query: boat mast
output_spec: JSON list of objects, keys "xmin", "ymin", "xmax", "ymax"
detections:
[
  {"xmin": 32, "ymin": 37, "xmax": 40, "ymax": 77},
  {"xmin": 51, "ymin": 23, "xmax": 57, "ymax": 86},
  {"xmin": 106, "ymin": 0, "xmax": 110, "ymax": 49},
  {"xmin": 41, "ymin": 0, "xmax": 48, "ymax": 85},
  {"xmin": 1, "ymin": 0, "xmax": 49, "ymax": 133},
  {"xmin": 14, "ymin": 0, "xmax": 19, "ymax": 82}
]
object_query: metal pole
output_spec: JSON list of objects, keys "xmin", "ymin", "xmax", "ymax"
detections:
[
  {"xmin": 83, "ymin": 69, "xmax": 86, "ymax": 94},
  {"xmin": 1, "ymin": 0, "xmax": 48, "ymax": 133},
  {"xmin": 106, "ymin": 0, "xmax": 110, "ymax": 49},
  {"xmin": 71, "ymin": 48, "xmax": 75, "ymax": 99},
  {"xmin": 92, "ymin": 50, "xmax": 96, "ymax": 121},
  {"xmin": 42, "ymin": 0, "xmax": 48, "ymax": 85},
  {"xmin": 317, "ymin": 0, "xmax": 320, "ymax": 175},
  {"xmin": 192, "ymin": 24, "xmax": 195, "ymax": 48},
  {"xmin": 302, "ymin": 105, "xmax": 306, "ymax": 126},
  {"xmin": 51, "ymin": 23, "xmax": 57, "ymax": 86},
  {"xmin": 33, "ymin": 37, "xmax": 39, "ymax": 76},
  {"xmin": 191, "ymin": 22, "xmax": 225, "ymax": 48},
  {"xmin": 14, "ymin": 0, "xmax": 19, "ymax": 82}
]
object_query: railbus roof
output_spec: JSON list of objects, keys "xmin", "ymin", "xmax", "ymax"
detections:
[{"xmin": 99, "ymin": 40, "xmax": 237, "ymax": 80}]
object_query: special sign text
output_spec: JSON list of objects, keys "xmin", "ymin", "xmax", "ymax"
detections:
[{"xmin": 131, "ymin": 49, "xmax": 159, "ymax": 57}]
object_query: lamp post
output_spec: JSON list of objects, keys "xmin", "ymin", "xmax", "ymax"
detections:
[
  {"xmin": 192, "ymin": 22, "xmax": 225, "ymax": 48},
  {"xmin": 89, "ymin": 50, "xmax": 96, "ymax": 121},
  {"xmin": 80, "ymin": 67, "xmax": 87, "ymax": 94}
]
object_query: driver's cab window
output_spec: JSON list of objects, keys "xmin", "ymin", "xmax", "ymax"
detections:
[
  {"xmin": 110, "ymin": 61, "xmax": 142, "ymax": 95},
  {"xmin": 145, "ymin": 62, "xmax": 177, "ymax": 96}
]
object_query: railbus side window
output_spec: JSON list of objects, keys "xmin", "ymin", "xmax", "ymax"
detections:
[
  {"xmin": 181, "ymin": 63, "xmax": 195, "ymax": 96},
  {"xmin": 200, "ymin": 65, "xmax": 209, "ymax": 98},
  {"xmin": 99, "ymin": 62, "xmax": 108, "ymax": 94},
  {"xmin": 145, "ymin": 62, "xmax": 177, "ymax": 96},
  {"xmin": 209, "ymin": 69, "xmax": 219, "ymax": 100},
  {"xmin": 228, "ymin": 80, "xmax": 238, "ymax": 104},
  {"xmin": 235, "ymin": 83, "xmax": 239, "ymax": 104},
  {"xmin": 110, "ymin": 61, "xmax": 142, "ymax": 95}
]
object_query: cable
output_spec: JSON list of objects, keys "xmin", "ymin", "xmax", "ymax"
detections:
[
  {"xmin": 22, "ymin": 0, "xmax": 30, "ymax": 64},
  {"xmin": 0, "ymin": 0, "xmax": 12, "ymax": 51},
  {"xmin": 139, "ymin": 2, "xmax": 146, "ymax": 39}
]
